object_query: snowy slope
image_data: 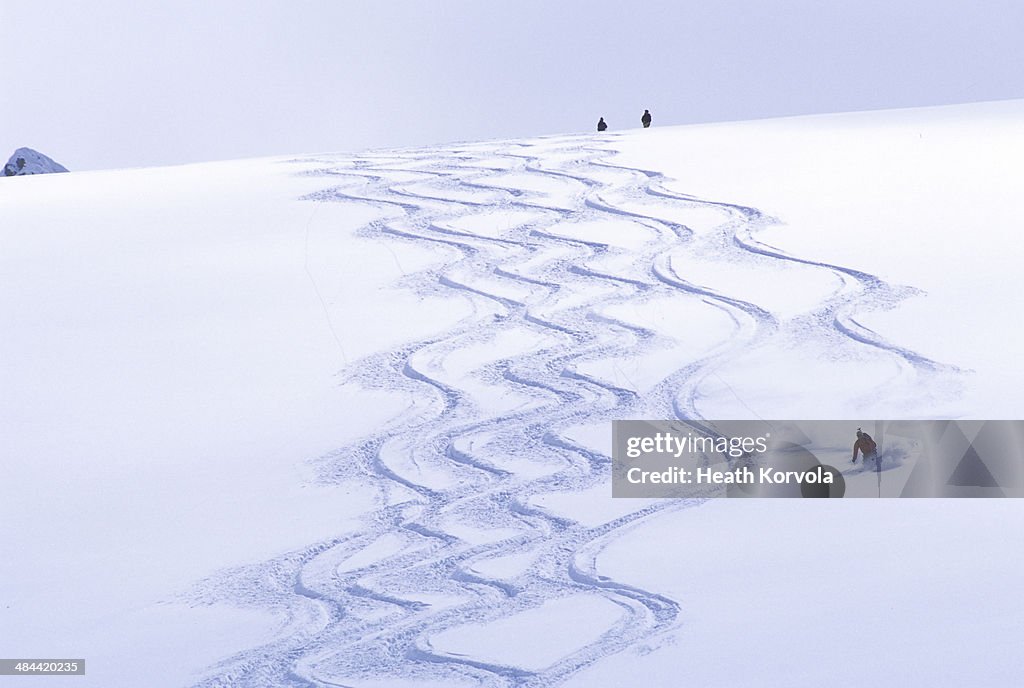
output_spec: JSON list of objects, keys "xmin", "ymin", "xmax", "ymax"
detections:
[{"xmin": 3, "ymin": 101, "xmax": 1024, "ymax": 687}]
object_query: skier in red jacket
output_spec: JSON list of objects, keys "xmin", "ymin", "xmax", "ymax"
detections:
[{"xmin": 852, "ymin": 428, "xmax": 877, "ymax": 463}]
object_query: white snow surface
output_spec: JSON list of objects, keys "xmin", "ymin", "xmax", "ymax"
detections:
[{"xmin": 3, "ymin": 100, "xmax": 1024, "ymax": 687}]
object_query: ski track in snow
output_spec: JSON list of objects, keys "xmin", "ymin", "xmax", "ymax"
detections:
[{"xmin": 185, "ymin": 136, "xmax": 963, "ymax": 687}]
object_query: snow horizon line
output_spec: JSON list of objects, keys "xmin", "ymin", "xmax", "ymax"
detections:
[{"xmin": 7, "ymin": 95, "xmax": 1021, "ymax": 176}]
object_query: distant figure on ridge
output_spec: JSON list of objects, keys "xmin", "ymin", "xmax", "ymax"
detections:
[
  {"xmin": 641, "ymin": 109, "xmax": 652, "ymax": 128},
  {"xmin": 597, "ymin": 117, "xmax": 607, "ymax": 132}
]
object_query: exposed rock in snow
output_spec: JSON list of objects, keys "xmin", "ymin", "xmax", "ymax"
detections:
[{"xmin": 3, "ymin": 147, "xmax": 69, "ymax": 176}]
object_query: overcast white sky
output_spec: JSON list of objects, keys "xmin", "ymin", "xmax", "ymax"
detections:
[{"xmin": 3, "ymin": 0, "xmax": 1023, "ymax": 171}]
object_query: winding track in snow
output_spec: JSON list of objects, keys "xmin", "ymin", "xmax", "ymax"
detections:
[{"xmin": 187, "ymin": 135, "xmax": 961, "ymax": 687}]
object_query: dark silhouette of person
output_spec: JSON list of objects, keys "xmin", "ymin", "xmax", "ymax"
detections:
[
  {"xmin": 597, "ymin": 117, "xmax": 607, "ymax": 132},
  {"xmin": 641, "ymin": 110, "xmax": 652, "ymax": 128}
]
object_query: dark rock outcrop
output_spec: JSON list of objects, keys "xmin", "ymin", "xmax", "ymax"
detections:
[{"xmin": 4, "ymin": 148, "xmax": 69, "ymax": 176}]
